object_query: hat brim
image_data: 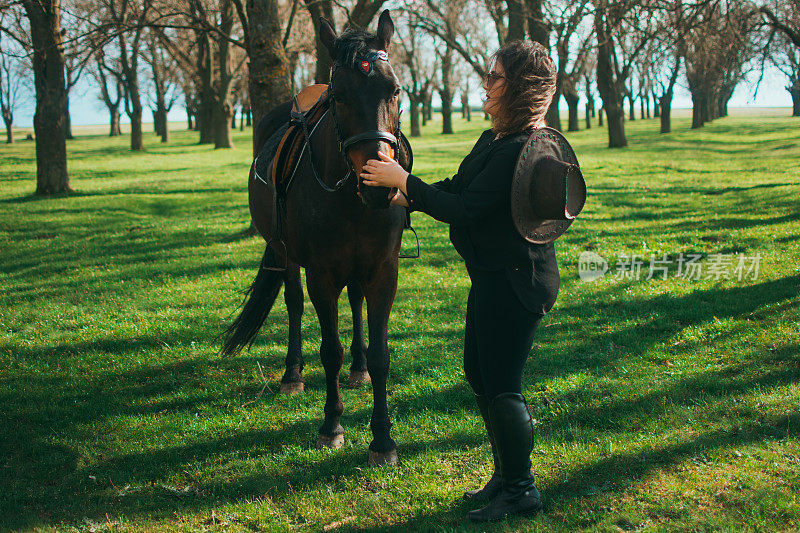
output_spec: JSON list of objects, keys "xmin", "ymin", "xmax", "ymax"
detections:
[{"xmin": 511, "ymin": 127, "xmax": 582, "ymax": 244}]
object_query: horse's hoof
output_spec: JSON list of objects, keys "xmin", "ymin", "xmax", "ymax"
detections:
[
  {"xmin": 347, "ymin": 370, "xmax": 370, "ymax": 388},
  {"xmin": 316, "ymin": 433, "xmax": 345, "ymax": 450},
  {"xmin": 368, "ymin": 449, "xmax": 398, "ymax": 467},
  {"xmin": 279, "ymin": 381, "xmax": 304, "ymax": 396}
]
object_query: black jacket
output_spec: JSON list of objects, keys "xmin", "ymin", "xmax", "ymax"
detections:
[{"xmin": 405, "ymin": 128, "xmax": 559, "ymax": 315}]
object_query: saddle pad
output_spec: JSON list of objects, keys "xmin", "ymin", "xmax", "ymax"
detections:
[{"xmin": 254, "ymin": 122, "xmax": 290, "ymax": 187}]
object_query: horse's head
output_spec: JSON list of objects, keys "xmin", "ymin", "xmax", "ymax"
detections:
[{"xmin": 320, "ymin": 10, "xmax": 401, "ymax": 209}]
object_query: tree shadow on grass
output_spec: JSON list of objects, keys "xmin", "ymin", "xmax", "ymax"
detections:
[
  {"xmin": 0, "ymin": 358, "xmax": 482, "ymax": 531},
  {"xmin": 529, "ymin": 273, "xmax": 800, "ymax": 386}
]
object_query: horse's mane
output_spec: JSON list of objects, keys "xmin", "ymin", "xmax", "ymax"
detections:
[{"xmin": 333, "ymin": 28, "xmax": 376, "ymax": 68}]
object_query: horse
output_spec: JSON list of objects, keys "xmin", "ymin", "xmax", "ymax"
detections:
[{"xmin": 222, "ymin": 10, "xmax": 410, "ymax": 467}]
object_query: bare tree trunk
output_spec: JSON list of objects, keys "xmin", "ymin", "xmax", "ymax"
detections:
[
  {"xmin": 652, "ymin": 89, "xmax": 659, "ymax": 117},
  {"xmin": 547, "ymin": 94, "xmax": 562, "ymax": 131},
  {"xmin": 424, "ymin": 90, "xmax": 433, "ymax": 122},
  {"xmin": 585, "ymin": 99, "xmax": 591, "ymax": 129},
  {"xmin": 628, "ymin": 93, "xmax": 635, "ymax": 121},
  {"xmin": 306, "ymin": 0, "xmax": 334, "ymax": 84},
  {"xmin": 119, "ymin": 29, "xmax": 145, "ymax": 151},
  {"xmin": 660, "ymin": 91, "xmax": 673, "ymax": 133},
  {"xmin": 110, "ymin": 107, "xmax": 121, "ymax": 136},
  {"xmin": 159, "ymin": 109, "xmax": 169, "ymax": 142},
  {"xmin": 526, "ymin": 0, "xmax": 560, "ymax": 129},
  {"xmin": 419, "ymin": 88, "xmax": 429, "ymax": 125},
  {"xmin": 130, "ymin": 104, "xmax": 144, "ymax": 150},
  {"xmin": 641, "ymin": 93, "xmax": 646, "ymax": 119},
  {"xmin": 506, "ymin": 0, "xmax": 526, "ymax": 41},
  {"xmin": 197, "ymin": 35, "xmax": 214, "ymax": 144},
  {"xmin": 564, "ymin": 90, "xmax": 579, "ymax": 131},
  {"xmin": 598, "ymin": 105, "xmax": 604, "ymax": 127},
  {"xmin": 594, "ymin": 7, "xmax": 626, "ymax": 147},
  {"xmin": 584, "ymin": 76, "xmax": 593, "ymax": 129},
  {"xmin": 790, "ymin": 83, "xmax": 800, "ymax": 117},
  {"xmin": 63, "ymin": 95, "xmax": 73, "ymax": 139},
  {"xmin": 3, "ymin": 113, "xmax": 12, "ymax": 143},
  {"xmin": 409, "ymin": 94, "xmax": 421, "ymax": 137},
  {"xmin": 440, "ymin": 88, "xmax": 453, "ymax": 134},
  {"xmin": 23, "ymin": 0, "xmax": 70, "ymax": 194},
  {"xmin": 440, "ymin": 47, "xmax": 454, "ymax": 134},
  {"xmin": 245, "ymin": 0, "xmax": 292, "ymax": 147},
  {"xmin": 212, "ymin": 0, "xmax": 236, "ymax": 149},
  {"xmin": 690, "ymin": 89, "xmax": 704, "ymax": 129},
  {"xmin": 214, "ymin": 102, "xmax": 234, "ymax": 148}
]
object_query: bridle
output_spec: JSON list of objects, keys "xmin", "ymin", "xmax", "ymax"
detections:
[
  {"xmin": 291, "ymin": 47, "xmax": 419, "ymax": 259},
  {"xmin": 308, "ymin": 49, "xmax": 402, "ymax": 193}
]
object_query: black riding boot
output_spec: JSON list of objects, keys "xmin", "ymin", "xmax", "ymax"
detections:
[
  {"xmin": 463, "ymin": 394, "xmax": 502, "ymax": 501},
  {"xmin": 467, "ymin": 393, "xmax": 543, "ymax": 522}
]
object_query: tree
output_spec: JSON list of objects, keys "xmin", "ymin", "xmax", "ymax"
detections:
[
  {"xmin": 91, "ymin": 47, "xmax": 124, "ymax": 136},
  {"xmin": 760, "ymin": 0, "xmax": 800, "ymax": 115},
  {"xmin": 0, "ymin": 29, "xmax": 26, "ymax": 143},
  {"xmin": 19, "ymin": 0, "xmax": 71, "ymax": 193},
  {"xmin": 760, "ymin": 2, "xmax": 800, "ymax": 48},
  {"xmin": 593, "ymin": 0, "xmax": 659, "ymax": 147},
  {"xmin": 145, "ymin": 31, "xmax": 180, "ymax": 143},
  {"xmin": 96, "ymin": 0, "xmax": 151, "ymax": 151},
  {"xmin": 548, "ymin": 0, "xmax": 592, "ymax": 132},
  {"xmin": 395, "ymin": 18, "xmax": 436, "ymax": 137},
  {"xmin": 684, "ymin": 1, "xmax": 758, "ymax": 128},
  {"xmin": 60, "ymin": 7, "xmax": 93, "ymax": 141}
]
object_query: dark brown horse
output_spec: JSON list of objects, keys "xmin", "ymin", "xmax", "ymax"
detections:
[{"xmin": 222, "ymin": 11, "xmax": 410, "ymax": 466}]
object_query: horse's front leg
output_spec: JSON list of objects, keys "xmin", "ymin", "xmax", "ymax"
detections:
[
  {"xmin": 362, "ymin": 261, "xmax": 399, "ymax": 466},
  {"xmin": 279, "ymin": 261, "xmax": 305, "ymax": 396},
  {"xmin": 346, "ymin": 282, "xmax": 370, "ymax": 388},
  {"xmin": 307, "ymin": 271, "xmax": 346, "ymax": 449}
]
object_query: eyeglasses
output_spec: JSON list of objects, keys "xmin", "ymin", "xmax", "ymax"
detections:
[{"xmin": 484, "ymin": 71, "xmax": 506, "ymax": 87}]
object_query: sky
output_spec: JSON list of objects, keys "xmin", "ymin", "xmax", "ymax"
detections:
[{"xmin": 12, "ymin": 64, "xmax": 794, "ymax": 128}]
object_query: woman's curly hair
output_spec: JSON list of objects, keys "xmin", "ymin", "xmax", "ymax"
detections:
[{"xmin": 491, "ymin": 40, "xmax": 557, "ymax": 136}]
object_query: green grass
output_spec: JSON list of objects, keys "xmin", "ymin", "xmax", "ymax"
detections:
[{"xmin": 1, "ymin": 111, "xmax": 799, "ymax": 532}]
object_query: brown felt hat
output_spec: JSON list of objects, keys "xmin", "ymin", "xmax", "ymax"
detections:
[{"xmin": 511, "ymin": 127, "xmax": 586, "ymax": 244}]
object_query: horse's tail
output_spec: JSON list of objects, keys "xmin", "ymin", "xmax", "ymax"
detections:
[{"xmin": 221, "ymin": 246, "xmax": 284, "ymax": 356}]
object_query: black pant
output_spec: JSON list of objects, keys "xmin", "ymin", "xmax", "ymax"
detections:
[{"xmin": 463, "ymin": 267, "xmax": 544, "ymax": 399}]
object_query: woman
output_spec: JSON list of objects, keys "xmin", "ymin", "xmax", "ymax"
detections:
[{"xmin": 361, "ymin": 40, "xmax": 559, "ymax": 522}]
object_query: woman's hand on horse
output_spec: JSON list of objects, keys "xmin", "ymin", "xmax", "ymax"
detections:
[{"xmin": 361, "ymin": 151, "xmax": 409, "ymax": 193}]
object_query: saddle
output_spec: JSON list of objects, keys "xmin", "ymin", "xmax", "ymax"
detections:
[{"xmin": 258, "ymin": 84, "xmax": 330, "ymax": 194}]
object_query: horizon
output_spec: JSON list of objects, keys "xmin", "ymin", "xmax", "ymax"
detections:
[{"xmin": 8, "ymin": 63, "xmax": 795, "ymax": 129}]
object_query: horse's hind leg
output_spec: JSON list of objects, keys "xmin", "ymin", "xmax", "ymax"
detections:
[
  {"xmin": 307, "ymin": 271, "xmax": 345, "ymax": 449},
  {"xmin": 279, "ymin": 261, "xmax": 305, "ymax": 396},
  {"xmin": 346, "ymin": 282, "xmax": 370, "ymax": 388},
  {"xmin": 363, "ymin": 263, "xmax": 399, "ymax": 466}
]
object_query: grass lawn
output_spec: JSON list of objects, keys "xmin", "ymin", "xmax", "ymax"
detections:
[{"xmin": 1, "ymin": 111, "xmax": 799, "ymax": 532}]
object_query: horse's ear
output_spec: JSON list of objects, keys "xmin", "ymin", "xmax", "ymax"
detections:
[
  {"xmin": 319, "ymin": 17, "xmax": 337, "ymax": 59},
  {"xmin": 376, "ymin": 9, "xmax": 394, "ymax": 50}
]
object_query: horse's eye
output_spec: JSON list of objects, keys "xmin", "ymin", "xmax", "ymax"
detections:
[{"xmin": 393, "ymin": 88, "xmax": 401, "ymax": 98}]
